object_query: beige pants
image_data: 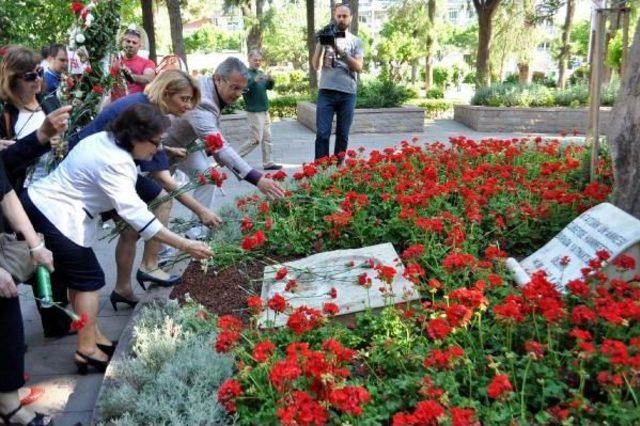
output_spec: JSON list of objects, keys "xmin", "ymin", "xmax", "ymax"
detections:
[{"xmin": 239, "ymin": 111, "xmax": 274, "ymax": 166}]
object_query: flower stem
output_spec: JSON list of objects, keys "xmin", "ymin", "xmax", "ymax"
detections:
[{"xmin": 520, "ymin": 357, "xmax": 532, "ymax": 422}]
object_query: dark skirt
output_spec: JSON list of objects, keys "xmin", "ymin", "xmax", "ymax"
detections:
[{"xmin": 20, "ymin": 192, "xmax": 105, "ymax": 292}]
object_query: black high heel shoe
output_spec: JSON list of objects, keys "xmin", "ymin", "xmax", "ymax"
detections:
[
  {"xmin": 135, "ymin": 269, "xmax": 181, "ymax": 290},
  {"xmin": 74, "ymin": 351, "xmax": 109, "ymax": 375},
  {"xmin": 110, "ymin": 291, "xmax": 138, "ymax": 311},
  {"xmin": 97, "ymin": 340, "xmax": 119, "ymax": 359},
  {"xmin": 0, "ymin": 404, "xmax": 52, "ymax": 426}
]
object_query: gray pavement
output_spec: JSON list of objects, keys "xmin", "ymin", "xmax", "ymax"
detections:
[{"xmin": 17, "ymin": 118, "xmax": 567, "ymax": 425}]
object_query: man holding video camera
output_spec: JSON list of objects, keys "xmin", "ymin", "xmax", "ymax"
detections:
[{"xmin": 312, "ymin": 3, "xmax": 364, "ymax": 163}]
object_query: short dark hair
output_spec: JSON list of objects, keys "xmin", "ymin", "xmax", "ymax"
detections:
[
  {"xmin": 107, "ymin": 104, "xmax": 170, "ymax": 152},
  {"xmin": 48, "ymin": 44, "xmax": 66, "ymax": 58},
  {"xmin": 124, "ymin": 28, "xmax": 141, "ymax": 38},
  {"xmin": 40, "ymin": 45, "xmax": 50, "ymax": 59},
  {"xmin": 333, "ymin": 3, "xmax": 351, "ymax": 14}
]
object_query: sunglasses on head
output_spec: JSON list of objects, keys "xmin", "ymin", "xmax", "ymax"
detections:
[
  {"xmin": 19, "ymin": 68, "xmax": 44, "ymax": 82},
  {"xmin": 125, "ymin": 29, "xmax": 141, "ymax": 37}
]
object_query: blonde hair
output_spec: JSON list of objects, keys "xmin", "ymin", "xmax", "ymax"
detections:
[
  {"xmin": 0, "ymin": 45, "xmax": 41, "ymax": 109},
  {"xmin": 144, "ymin": 69, "xmax": 200, "ymax": 113}
]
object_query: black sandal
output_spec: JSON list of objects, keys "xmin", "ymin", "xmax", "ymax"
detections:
[
  {"xmin": 74, "ymin": 351, "xmax": 109, "ymax": 375},
  {"xmin": 0, "ymin": 404, "xmax": 53, "ymax": 426},
  {"xmin": 97, "ymin": 340, "xmax": 118, "ymax": 359}
]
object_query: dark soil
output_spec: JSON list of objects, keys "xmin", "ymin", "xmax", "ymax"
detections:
[{"xmin": 170, "ymin": 256, "xmax": 295, "ymax": 323}]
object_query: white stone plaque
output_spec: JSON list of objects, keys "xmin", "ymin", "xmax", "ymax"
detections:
[
  {"xmin": 258, "ymin": 243, "xmax": 420, "ymax": 327},
  {"xmin": 506, "ymin": 203, "xmax": 640, "ymax": 290}
]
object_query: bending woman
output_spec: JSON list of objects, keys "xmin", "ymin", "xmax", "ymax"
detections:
[
  {"xmin": 21, "ymin": 104, "xmax": 212, "ymax": 373},
  {"xmin": 73, "ymin": 69, "xmax": 221, "ymax": 308}
]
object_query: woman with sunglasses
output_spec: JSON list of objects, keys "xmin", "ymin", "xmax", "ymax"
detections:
[
  {"xmin": 70, "ymin": 69, "xmax": 222, "ymax": 312},
  {"xmin": 0, "ymin": 46, "xmax": 64, "ymax": 188},
  {"xmin": 0, "ymin": 45, "xmax": 74, "ymax": 338},
  {"xmin": 21, "ymin": 103, "xmax": 212, "ymax": 374}
]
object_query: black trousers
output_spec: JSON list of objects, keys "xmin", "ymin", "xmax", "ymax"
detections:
[{"xmin": 0, "ymin": 296, "xmax": 25, "ymax": 392}]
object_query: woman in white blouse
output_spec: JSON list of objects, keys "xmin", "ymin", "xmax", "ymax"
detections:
[{"xmin": 21, "ymin": 104, "xmax": 212, "ymax": 374}]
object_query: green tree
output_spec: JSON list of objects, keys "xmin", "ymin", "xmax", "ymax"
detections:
[
  {"xmin": 556, "ymin": 0, "xmax": 575, "ymax": 89},
  {"xmin": 262, "ymin": 4, "xmax": 307, "ymax": 67},
  {"xmin": 570, "ymin": 19, "xmax": 590, "ymax": 60},
  {"xmin": 0, "ymin": 0, "xmax": 83, "ymax": 48},
  {"xmin": 490, "ymin": 0, "xmax": 542, "ymax": 84},
  {"xmin": 224, "ymin": 0, "xmax": 271, "ymax": 52},
  {"xmin": 0, "ymin": 0, "xmax": 138, "ymax": 49},
  {"xmin": 376, "ymin": 0, "xmax": 437, "ymax": 84},
  {"xmin": 472, "ymin": 0, "xmax": 502, "ymax": 88}
]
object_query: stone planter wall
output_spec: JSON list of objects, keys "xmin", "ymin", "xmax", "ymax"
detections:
[
  {"xmin": 454, "ymin": 105, "xmax": 612, "ymax": 134},
  {"xmin": 220, "ymin": 112, "xmax": 249, "ymax": 144},
  {"xmin": 296, "ymin": 101, "xmax": 424, "ymax": 134}
]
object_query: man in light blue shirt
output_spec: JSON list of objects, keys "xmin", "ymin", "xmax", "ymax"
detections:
[{"xmin": 312, "ymin": 3, "xmax": 364, "ymax": 162}]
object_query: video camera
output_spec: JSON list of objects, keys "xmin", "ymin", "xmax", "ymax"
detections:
[{"xmin": 317, "ymin": 22, "xmax": 346, "ymax": 46}]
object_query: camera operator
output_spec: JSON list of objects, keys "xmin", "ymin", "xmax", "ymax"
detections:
[{"xmin": 312, "ymin": 3, "xmax": 363, "ymax": 163}]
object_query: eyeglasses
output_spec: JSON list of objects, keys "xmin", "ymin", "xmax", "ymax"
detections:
[
  {"xmin": 124, "ymin": 29, "xmax": 141, "ymax": 37},
  {"xmin": 221, "ymin": 77, "xmax": 249, "ymax": 94},
  {"xmin": 147, "ymin": 137, "xmax": 163, "ymax": 148},
  {"xmin": 19, "ymin": 68, "xmax": 44, "ymax": 82}
]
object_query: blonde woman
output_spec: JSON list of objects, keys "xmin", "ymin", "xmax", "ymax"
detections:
[{"xmin": 71, "ymin": 69, "xmax": 221, "ymax": 315}]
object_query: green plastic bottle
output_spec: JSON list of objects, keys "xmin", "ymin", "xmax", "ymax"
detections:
[{"xmin": 35, "ymin": 265, "xmax": 53, "ymax": 308}]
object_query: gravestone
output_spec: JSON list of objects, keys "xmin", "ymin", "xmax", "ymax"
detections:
[
  {"xmin": 506, "ymin": 203, "xmax": 640, "ymax": 290},
  {"xmin": 258, "ymin": 243, "xmax": 420, "ymax": 328}
]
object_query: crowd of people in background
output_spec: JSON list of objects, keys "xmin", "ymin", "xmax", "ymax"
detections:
[{"xmin": 0, "ymin": 3, "xmax": 362, "ymax": 425}]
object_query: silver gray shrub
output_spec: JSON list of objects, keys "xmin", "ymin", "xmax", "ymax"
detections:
[{"xmin": 98, "ymin": 301, "xmax": 234, "ymax": 425}]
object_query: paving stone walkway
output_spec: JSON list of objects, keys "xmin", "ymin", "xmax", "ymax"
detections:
[{"xmin": 17, "ymin": 118, "xmax": 572, "ymax": 425}]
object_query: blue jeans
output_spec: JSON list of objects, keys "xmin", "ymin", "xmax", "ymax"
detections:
[{"xmin": 314, "ymin": 89, "xmax": 357, "ymax": 160}]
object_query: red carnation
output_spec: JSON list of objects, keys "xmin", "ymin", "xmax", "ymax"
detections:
[
  {"xmin": 328, "ymin": 385, "xmax": 371, "ymax": 416},
  {"xmin": 70, "ymin": 312, "xmax": 88, "ymax": 331},
  {"xmin": 487, "ymin": 374, "xmax": 513, "ymax": 399},
  {"xmin": 286, "ymin": 306, "xmax": 323, "ymax": 335},
  {"xmin": 322, "ymin": 302, "xmax": 340, "ymax": 316},
  {"xmin": 252, "ymin": 340, "xmax": 276, "ymax": 363},
  {"xmin": 71, "ymin": 1, "xmax": 85, "ymax": 14},
  {"xmin": 268, "ymin": 293, "xmax": 287, "ymax": 313},
  {"xmin": 92, "ymin": 85, "xmax": 104, "ymax": 95},
  {"xmin": 277, "ymin": 391, "xmax": 327, "ymax": 426},
  {"xmin": 215, "ymin": 331, "xmax": 240, "ymax": 353},
  {"xmin": 275, "ymin": 267, "xmax": 288, "ymax": 280},
  {"xmin": 218, "ymin": 379, "xmax": 243, "ymax": 413},
  {"xmin": 205, "ymin": 132, "xmax": 224, "ymax": 152},
  {"xmin": 426, "ymin": 317, "xmax": 452, "ymax": 340},
  {"xmin": 450, "ymin": 406, "xmax": 477, "ymax": 426},
  {"xmin": 246, "ymin": 295, "xmax": 264, "ymax": 314}
]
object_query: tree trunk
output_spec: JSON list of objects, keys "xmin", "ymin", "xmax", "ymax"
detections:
[
  {"xmin": 473, "ymin": 0, "xmax": 502, "ymax": 88},
  {"xmin": 608, "ymin": 18, "xmax": 640, "ymax": 218},
  {"xmin": 603, "ymin": 10, "xmax": 622, "ymax": 84},
  {"xmin": 557, "ymin": 0, "xmax": 575, "ymax": 89},
  {"xmin": 140, "ymin": 0, "xmax": 156, "ymax": 63},
  {"xmin": 424, "ymin": 0, "xmax": 436, "ymax": 91},
  {"xmin": 350, "ymin": 0, "xmax": 359, "ymax": 36},
  {"xmin": 306, "ymin": 0, "xmax": 318, "ymax": 90},
  {"xmin": 166, "ymin": 0, "xmax": 186, "ymax": 67},
  {"xmin": 411, "ymin": 61, "xmax": 417, "ymax": 84},
  {"xmin": 246, "ymin": 0, "xmax": 264, "ymax": 52},
  {"xmin": 517, "ymin": 62, "xmax": 531, "ymax": 84}
]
